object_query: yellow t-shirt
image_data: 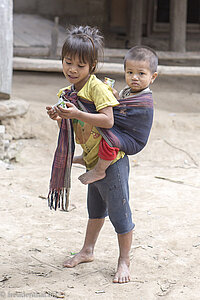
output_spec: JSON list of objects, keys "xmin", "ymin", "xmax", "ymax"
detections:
[{"xmin": 58, "ymin": 74, "xmax": 125, "ymax": 169}]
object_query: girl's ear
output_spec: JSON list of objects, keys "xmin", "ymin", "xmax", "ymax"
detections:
[
  {"xmin": 91, "ymin": 60, "xmax": 97, "ymax": 73},
  {"xmin": 151, "ymin": 72, "xmax": 158, "ymax": 84}
]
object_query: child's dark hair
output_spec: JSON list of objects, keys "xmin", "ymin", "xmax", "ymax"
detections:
[
  {"xmin": 62, "ymin": 25, "xmax": 104, "ymax": 73},
  {"xmin": 124, "ymin": 46, "xmax": 158, "ymax": 73}
]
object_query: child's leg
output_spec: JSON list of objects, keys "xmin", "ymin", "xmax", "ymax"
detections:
[
  {"xmin": 64, "ymin": 181, "xmax": 107, "ymax": 268},
  {"xmin": 97, "ymin": 155, "xmax": 134, "ymax": 283},
  {"xmin": 78, "ymin": 157, "xmax": 112, "ymax": 184},
  {"xmin": 78, "ymin": 138, "xmax": 119, "ymax": 185},
  {"xmin": 113, "ymin": 230, "xmax": 133, "ymax": 283},
  {"xmin": 63, "ymin": 218, "xmax": 105, "ymax": 267},
  {"xmin": 73, "ymin": 152, "xmax": 85, "ymax": 166}
]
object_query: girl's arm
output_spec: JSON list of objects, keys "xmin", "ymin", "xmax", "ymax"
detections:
[
  {"xmin": 55, "ymin": 102, "xmax": 114, "ymax": 129},
  {"xmin": 46, "ymin": 106, "xmax": 62, "ymax": 128}
]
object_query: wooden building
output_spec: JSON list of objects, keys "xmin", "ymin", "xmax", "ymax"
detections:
[
  {"xmin": 1, "ymin": 0, "xmax": 200, "ymax": 99},
  {"xmin": 106, "ymin": 0, "xmax": 200, "ymax": 51},
  {"xmin": 13, "ymin": 0, "xmax": 200, "ymax": 52}
]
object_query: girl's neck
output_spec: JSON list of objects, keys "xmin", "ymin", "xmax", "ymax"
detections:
[{"xmin": 74, "ymin": 74, "xmax": 91, "ymax": 92}]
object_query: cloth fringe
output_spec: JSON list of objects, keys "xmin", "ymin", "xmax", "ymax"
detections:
[
  {"xmin": 48, "ymin": 188, "xmax": 70, "ymax": 211},
  {"xmin": 48, "ymin": 117, "xmax": 74, "ymax": 212}
]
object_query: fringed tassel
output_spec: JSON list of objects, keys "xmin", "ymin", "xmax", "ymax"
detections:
[{"xmin": 48, "ymin": 188, "xmax": 70, "ymax": 211}]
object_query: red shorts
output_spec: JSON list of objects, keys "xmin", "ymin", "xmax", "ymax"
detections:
[{"xmin": 98, "ymin": 138, "xmax": 119, "ymax": 161}]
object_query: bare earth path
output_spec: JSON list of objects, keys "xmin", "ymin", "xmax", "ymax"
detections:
[{"xmin": 0, "ymin": 71, "xmax": 199, "ymax": 299}]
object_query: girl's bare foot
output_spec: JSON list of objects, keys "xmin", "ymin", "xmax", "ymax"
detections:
[
  {"xmin": 113, "ymin": 257, "xmax": 131, "ymax": 284},
  {"xmin": 78, "ymin": 169, "xmax": 106, "ymax": 185},
  {"xmin": 63, "ymin": 250, "xmax": 94, "ymax": 268}
]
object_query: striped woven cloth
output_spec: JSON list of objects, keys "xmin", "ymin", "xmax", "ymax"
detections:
[{"xmin": 48, "ymin": 88, "xmax": 154, "ymax": 211}]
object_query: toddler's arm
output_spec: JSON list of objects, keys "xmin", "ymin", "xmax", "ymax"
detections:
[{"xmin": 112, "ymin": 88, "xmax": 120, "ymax": 100}]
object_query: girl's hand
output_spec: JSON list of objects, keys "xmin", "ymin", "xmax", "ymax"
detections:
[
  {"xmin": 46, "ymin": 106, "xmax": 62, "ymax": 121},
  {"xmin": 55, "ymin": 102, "xmax": 79, "ymax": 119}
]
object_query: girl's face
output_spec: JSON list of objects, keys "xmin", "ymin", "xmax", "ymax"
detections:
[
  {"xmin": 63, "ymin": 54, "xmax": 91, "ymax": 91},
  {"xmin": 125, "ymin": 60, "xmax": 157, "ymax": 93}
]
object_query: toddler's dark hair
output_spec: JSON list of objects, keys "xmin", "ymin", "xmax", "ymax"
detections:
[
  {"xmin": 62, "ymin": 25, "xmax": 104, "ymax": 73},
  {"xmin": 124, "ymin": 46, "xmax": 158, "ymax": 73}
]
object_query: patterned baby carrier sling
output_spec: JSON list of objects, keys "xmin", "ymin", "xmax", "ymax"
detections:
[{"xmin": 48, "ymin": 87, "xmax": 154, "ymax": 211}]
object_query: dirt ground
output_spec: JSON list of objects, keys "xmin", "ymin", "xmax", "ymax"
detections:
[{"xmin": 0, "ymin": 71, "xmax": 200, "ymax": 300}]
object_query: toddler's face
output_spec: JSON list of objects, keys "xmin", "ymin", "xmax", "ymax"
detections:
[{"xmin": 125, "ymin": 60, "xmax": 157, "ymax": 93}]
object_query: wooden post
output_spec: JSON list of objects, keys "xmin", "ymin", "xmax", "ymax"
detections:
[
  {"xmin": 0, "ymin": 0, "xmax": 13, "ymax": 99},
  {"xmin": 128, "ymin": 0, "xmax": 143, "ymax": 47},
  {"xmin": 49, "ymin": 16, "xmax": 59, "ymax": 59},
  {"xmin": 170, "ymin": 0, "xmax": 187, "ymax": 52}
]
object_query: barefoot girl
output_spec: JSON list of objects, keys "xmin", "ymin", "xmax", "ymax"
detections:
[{"xmin": 46, "ymin": 25, "xmax": 134, "ymax": 283}]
